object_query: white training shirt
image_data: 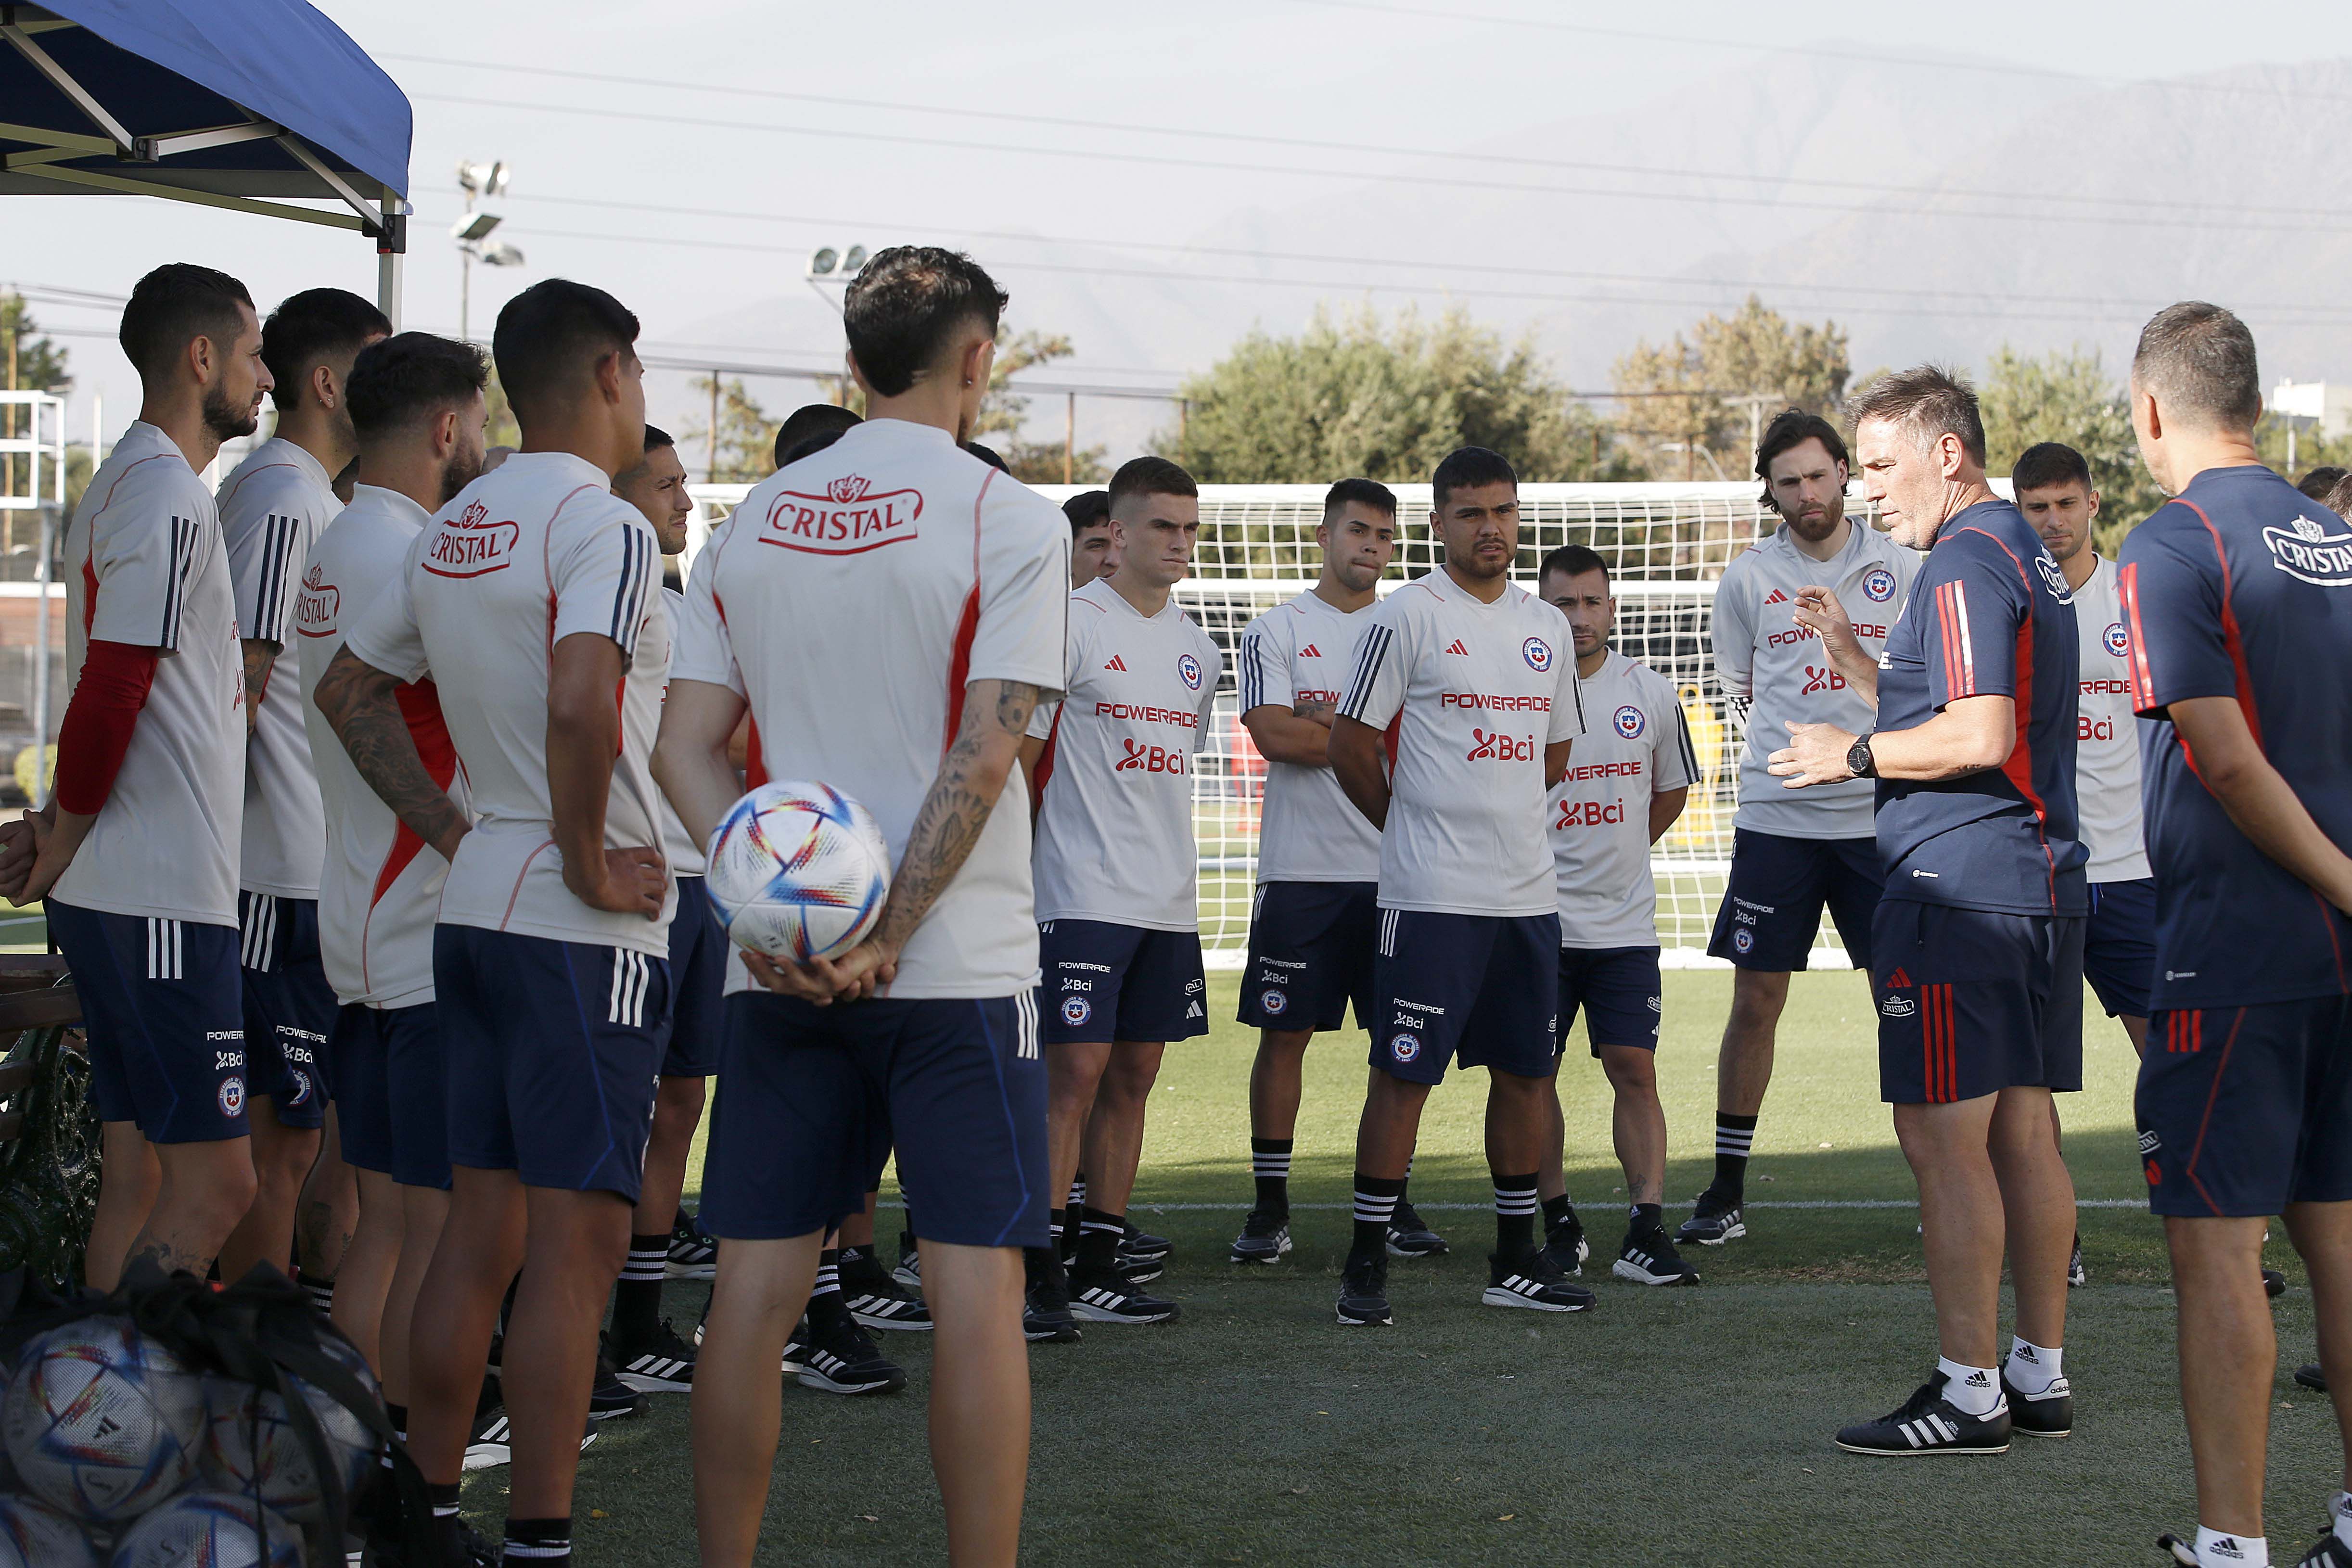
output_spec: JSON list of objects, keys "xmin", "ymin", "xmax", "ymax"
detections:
[
  {"xmin": 1030, "ymin": 577, "xmax": 1223, "ymax": 932},
  {"xmin": 1237, "ymin": 589, "xmax": 1383, "ymax": 884},
  {"xmin": 1713, "ymin": 518, "xmax": 1919, "ymax": 839},
  {"xmin": 217, "ymin": 437, "xmax": 337, "ymax": 898},
  {"xmin": 1338, "ymin": 571, "xmax": 1586, "ymax": 918},
  {"xmin": 2069, "ymin": 554, "xmax": 2149, "ymax": 883},
  {"xmin": 344, "ymin": 451, "xmax": 676, "ymax": 958},
  {"xmin": 296, "ymin": 484, "xmax": 472, "ymax": 1008},
  {"xmin": 54, "ymin": 421, "xmax": 244, "ymax": 927},
  {"xmin": 1548, "ymin": 651, "xmax": 1697, "ymax": 949},
  {"xmin": 670, "ymin": 419, "xmax": 1068, "ymax": 998},
  {"xmin": 649, "ymin": 585, "xmax": 704, "ymax": 879}
]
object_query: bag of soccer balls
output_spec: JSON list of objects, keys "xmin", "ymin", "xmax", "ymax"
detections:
[{"xmin": 0, "ymin": 1260, "xmax": 417, "ymax": 1567}]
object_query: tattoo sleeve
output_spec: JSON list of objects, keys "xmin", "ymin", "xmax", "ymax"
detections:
[
  {"xmin": 240, "ymin": 638, "xmax": 275, "ymax": 727},
  {"xmin": 313, "ymin": 646, "xmax": 470, "ymax": 860},
  {"xmin": 872, "ymin": 679, "xmax": 1041, "ymax": 953}
]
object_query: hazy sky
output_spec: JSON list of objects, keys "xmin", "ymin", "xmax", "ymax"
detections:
[{"xmin": 12, "ymin": 0, "xmax": 2352, "ymax": 451}]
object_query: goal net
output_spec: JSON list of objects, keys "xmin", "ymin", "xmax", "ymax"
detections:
[{"xmin": 686, "ymin": 479, "xmax": 1858, "ymax": 971}]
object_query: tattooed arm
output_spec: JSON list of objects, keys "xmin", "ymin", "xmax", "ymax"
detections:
[
  {"xmin": 241, "ymin": 639, "xmax": 275, "ymax": 732},
  {"xmin": 313, "ymin": 645, "xmax": 471, "ymax": 863}
]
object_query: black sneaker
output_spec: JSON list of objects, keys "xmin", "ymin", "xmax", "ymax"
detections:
[
  {"xmin": 1023, "ymin": 1248, "xmax": 1082, "ymax": 1343},
  {"xmin": 2296, "ymin": 1363, "xmax": 2329, "ymax": 1392},
  {"xmin": 1386, "ymin": 1199, "xmax": 1448, "ymax": 1257},
  {"xmin": 1335, "ymin": 1250, "xmax": 1391, "ymax": 1326},
  {"xmin": 464, "ymin": 1407, "xmax": 601, "ymax": 1471},
  {"xmin": 893, "ymin": 1228, "xmax": 921, "ymax": 1290},
  {"xmin": 411, "ymin": 1512, "xmax": 502, "ymax": 1568},
  {"xmin": 1675, "ymin": 1188, "xmax": 1746, "ymax": 1246},
  {"xmin": 1068, "ymin": 1266, "xmax": 1180, "ymax": 1324},
  {"xmin": 1120, "ymin": 1221, "xmax": 1172, "ymax": 1264},
  {"xmin": 609, "ymin": 1319, "xmax": 697, "ymax": 1393},
  {"xmin": 2157, "ymin": 1533, "xmax": 2199, "ymax": 1564},
  {"xmin": 2069, "ymin": 1236, "xmax": 2087, "ymax": 1288},
  {"xmin": 2000, "ymin": 1366, "xmax": 2073, "ymax": 1439},
  {"xmin": 590, "ymin": 1345, "xmax": 651, "ymax": 1418},
  {"xmin": 1482, "ymin": 1249, "xmax": 1596, "ymax": 1313},
  {"xmin": 840, "ymin": 1246, "xmax": 933, "ymax": 1332},
  {"xmin": 2266, "ymin": 1268, "xmax": 2290, "ymax": 1299},
  {"xmin": 666, "ymin": 1209, "xmax": 718, "ymax": 1280},
  {"xmin": 1230, "ymin": 1208, "xmax": 1292, "ymax": 1264},
  {"xmin": 1834, "ymin": 1373, "xmax": 2010, "ymax": 1456},
  {"xmin": 1543, "ymin": 1212, "xmax": 1590, "ymax": 1277},
  {"xmin": 1613, "ymin": 1225, "xmax": 1699, "ymax": 1287},
  {"xmin": 797, "ymin": 1308, "xmax": 906, "ymax": 1395},
  {"xmin": 2292, "ymin": 1530, "xmax": 2352, "ymax": 1566}
]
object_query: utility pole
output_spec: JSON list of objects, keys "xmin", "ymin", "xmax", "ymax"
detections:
[{"xmin": 1064, "ymin": 391, "xmax": 1075, "ymax": 485}]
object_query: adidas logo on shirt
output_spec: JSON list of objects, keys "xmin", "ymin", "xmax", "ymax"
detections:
[
  {"xmin": 1765, "ymin": 588, "xmax": 1790, "ymax": 604},
  {"xmin": 1104, "ymin": 655, "xmax": 1127, "ymax": 671},
  {"xmin": 1299, "ymin": 643, "xmax": 1321, "ymax": 658},
  {"xmin": 1444, "ymin": 639, "xmax": 1469, "ymax": 655}
]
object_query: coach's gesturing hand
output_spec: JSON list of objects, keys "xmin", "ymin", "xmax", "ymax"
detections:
[
  {"xmin": 1770, "ymin": 720, "xmax": 1857, "ymax": 788},
  {"xmin": 1790, "ymin": 586, "xmax": 1879, "ymax": 705}
]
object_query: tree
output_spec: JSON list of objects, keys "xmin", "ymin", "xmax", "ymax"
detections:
[
  {"xmin": 1612, "ymin": 295, "xmax": 1849, "ymax": 481},
  {"xmin": 1976, "ymin": 346, "xmax": 2163, "ymax": 554},
  {"xmin": 682, "ymin": 375, "xmax": 778, "ymax": 484},
  {"xmin": 1169, "ymin": 304, "xmax": 1632, "ymax": 485},
  {"xmin": 972, "ymin": 329, "xmax": 1108, "ymax": 485}
]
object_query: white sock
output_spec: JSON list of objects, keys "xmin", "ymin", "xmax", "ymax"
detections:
[
  {"xmin": 2195, "ymin": 1525, "xmax": 2265, "ymax": 1566},
  {"xmin": 2331, "ymin": 1490, "xmax": 2352, "ymax": 1548},
  {"xmin": 1936, "ymin": 1356, "xmax": 2001, "ymax": 1417},
  {"xmin": 2005, "ymin": 1337, "xmax": 2064, "ymax": 1395}
]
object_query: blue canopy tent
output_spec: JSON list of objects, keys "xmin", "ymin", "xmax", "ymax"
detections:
[{"xmin": 0, "ymin": 0, "xmax": 412, "ymax": 321}]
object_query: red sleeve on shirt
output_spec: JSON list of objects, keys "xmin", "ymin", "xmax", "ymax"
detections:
[{"xmin": 52, "ymin": 640, "xmax": 160, "ymax": 815}]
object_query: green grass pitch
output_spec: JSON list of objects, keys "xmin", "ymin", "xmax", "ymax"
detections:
[{"xmin": 466, "ymin": 970, "xmax": 2340, "ymax": 1566}]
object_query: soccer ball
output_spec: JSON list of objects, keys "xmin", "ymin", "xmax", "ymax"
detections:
[
  {"xmin": 199, "ymin": 1330, "xmax": 383, "ymax": 1526},
  {"xmin": 1, "ymin": 1317, "xmax": 203, "ymax": 1523},
  {"xmin": 0, "ymin": 1492, "xmax": 103, "ymax": 1568},
  {"xmin": 704, "ymin": 780, "xmax": 892, "ymax": 962},
  {"xmin": 106, "ymin": 1491, "xmax": 302, "ymax": 1568}
]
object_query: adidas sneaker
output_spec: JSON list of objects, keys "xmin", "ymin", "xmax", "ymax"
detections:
[
  {"xmin": 1023, "ymin": 1247, "xmax": 1082, "ymax": 1344},
  {"xmin": 1119, "ymin": 1221, "xmax": 1172, "ymax": 1264},
  {"xmin": 589, "ymin": 1346, "xmax": 650, "ymax": 1419},
  {"xmin": 839, "ymin": 1245, "xmax": 932, "ymax": 1332},
  {"xmin": 1542, "ymin": 1212, "xmax": 1590, "ymax": 1276},
  {"xmin": 2000, "ymin": 1363, "xmax": 2073, "ymax": 1439},
  {"xmin": 608, "ymin": 1319, "xmax": 697, "ymax": 1393},
  {"xmin": 2295, "ymin": 1363, "xmax": 2328, "ymax": 1393},
  {"xmin": 1834, "ymin": 1372, "xmax": 2010, "ymax": 1456},
  {"xmin": 665, "ymin": 1208, "xmax": 718, "ymax": 1280},
  {"xmin": 893, "ymin": 1228, "xmax": 921, "ymax": 1289},
  {"xmin": 1482, "ymin": 1249, "xmax": 1596, "ymax": 1313},
  {"xmin": 465, "ymin": 1407, "xmax": 601, "ymax": 1472},
  {"xmin": 1068, "ymin": 1267, "xmax": 1180, "ymax": 1325},
  {"xmin": 1385, "ymin": 1199, "xmax": 1448, "ymax": 1258},
  {"xmin": 1675, "ymin": 1187, "xmax": 1746, "ymax": 1246},
  {"xmin": 2069, "ymin": 1236, "xmax": 2087, "ymax": 1288},
  {"xmin": 1335, "ymin": 1250, "xmax": 1392, "ymax": 1326},
  {"xmin": 795, "ymin": 1306, "xmax": 907, "ymax": 1396},
  {"xmin": 1230, "ymin": 1207, "xmax": 1293, "ymax": 1264},
  {"xmin": 2292, "ymin": 1529, "xmax": 2352, "ymax": 1566},
  {"xmin": 1612, "ymin": 1224, "xmax": 1700, "ymax": 1287},
  {"xmin": 2157, "ymin": 1531, "xmax": 2295, "ymax": 1565}
]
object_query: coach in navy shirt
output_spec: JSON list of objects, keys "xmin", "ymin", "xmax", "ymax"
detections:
[
  {"xmin": 1770, "ymin": 367, "xmax": 2085, "ymax": 1459},
  {"xmin": 2118, "ymin": 302, "xmax": 2352, "ymax": 1568}
]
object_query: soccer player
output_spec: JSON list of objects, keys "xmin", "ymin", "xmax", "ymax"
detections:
[
  {"xmin": 1770, "ymin": 367, "xmax": 2084, "ymax": 1456},
  {"xmin": 0, "ymin": 264, "xmax": 267, "ymax": 1288},
  {"xmin": 1024, "ymin": 455, "xmax": 1220, "ymax": 1327},
  {"xmin": 770, "ymin": 401, "xmax": 861, "ymax": 471},
  {"xmin": 1685, "ymin": 409, "xmax": 1917, "ymax": 1249},
  {"xmin": 1328, "ymin": 446, "xmax": 1589, "ymax": 1326},
  {"xmin": 2117, "ymin": 303, "xmax": 2352, "ymax": 1568},
  {"xmin": 2297, "ymin": 465, "xmax": 2345, "ymax": 503},
  {"xmin": 295, "ymin": 330, "xmax": 486, "ymax": 1432},
  {"xmin": 319, "ymin": 278, "xmax": 671, "ymax": 1568},
  {"xmin": 1539, "ymin": 545, "xmax": 1700, "ymax": 1287},
  {"xmin": 1227, "ymin": 478, "xmax": 1402, "ymax": 1264},
  {"xmin": 216, "ymin": 286, "xmax": 389, "ymax": 1293},
  {"xmin": 654, "ymin": 245, "xmax": 1063, "ymax": 1568},
  {"xmin": 1063, "ymin": 488, "xmax": 1114, "ymax": 587}
]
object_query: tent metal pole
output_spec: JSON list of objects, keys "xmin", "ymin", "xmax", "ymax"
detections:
[{"xmin": 376, "ymin": 199, "xmax": 406, "ymax": 331}]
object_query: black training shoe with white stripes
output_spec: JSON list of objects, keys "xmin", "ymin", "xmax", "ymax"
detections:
[
  {"xmin": 666, "ymin": 1209, "xmax": 718, "ymax": 1280},
  {"xmin": 1230, "ymin": 1208, "xmax": 1293, "ymax": 1264},
  {"xmin": 1483, "ymin": 1249, "xmax": 1596, "ymax": 1313},
  {"xmin": 796, "ymin": 1307, "xmax": 906, "ymax": 1395},
  {"xmin": 1613, "ymin": 1225, "xmax": 1700, "ymax": 1287},
  {"xmin": 1542, "ymin": 1213, "xmax": 1590, "ymax": 1277},
  {"xmin": 2297, "ymin": 1363, "xmax": 2329, "ymax": 1392},
  {"xmin": 2293, "ymin": 1529, "xmax": 2352, "ymax": 1567},
  {"xmin": 1120, "ymin": 1221, "xmax": 1172, "ymax": 1264},
  {"xmin": 1675, "ymin": 1188, "xmax": 1746, "ymax": 1246},
  {"xmin": 893, "ymin": 1228, "xmax": 921, "ymax": 1290},
  {"xmin": 1336, "ymin": 1250, "xmax": 1392, "ymax": 1326},
  {"xmin": 1835, "ymin": 1373, "xmax": 2010, "ymax": 1456},
  {"xmin": 1023, "ymin": 1249, "xmax": 1083, "ymax": 1344},
  {"xmin": 609, "ymin": 1319, "xmax": 697, "ymax": 1393},
  {"xmin": 590, "ymin": 1346, "xmax": 650, "ymax": 1419},
  {"xmin": 465, "ymin": 1407, "xmax": 601, "ymax": 1471},
  {"xmin": 2069, "ymin": 1237, "xmax": 2087, "ymax": 1288},
  {"xmin": 2000, "ymin": 1367, "xmax": 2073, "ymax": 1439},
  {"xmin": 1386, "ymin": 1199, "xmax": 1449, "ymax": 1258},
  {"xmin": 839, "ymin": 1246, "xmax": 933, "ymax": 1332},
  {"xmin": 1067, "ymin": 1266, "xmax": 1180, "ymax": 1324},
  {"xmin": 2267, "ymin": 1268, "xmax": 2290, "ymax": 1299}
]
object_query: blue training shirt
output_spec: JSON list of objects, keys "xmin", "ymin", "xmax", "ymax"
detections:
[
  {"xmin": 2118, "ymin": 462, "xmax": 2352, "ymax": 1012},
  {"xmin": 1873, "ymin": 498, "xmax": 2087, "ymax": 917}
]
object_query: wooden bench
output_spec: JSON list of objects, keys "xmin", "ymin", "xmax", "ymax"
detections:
[{"xmin": 0, "ymin": 952, "xmax": 97, "ymax": 1288}]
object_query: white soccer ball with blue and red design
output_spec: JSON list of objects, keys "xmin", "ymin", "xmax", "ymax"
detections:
[
  {"xmin": 106, "ymin": 1490, "xmax": 303, "ymax": 1568},
  {"xmin": 0, "ymin": 1317, "xmax": 203, "ymax": 1523},
  {"xmin": 199, "ymin": 1331, "xmax": 382, "ymax": 1525},
  {"xmin": 704, "ymin": 780, "xmax": 892, "ymax": 962},
  {"xmin": 0, "ymin": 1491, "xmax": 103, "ymax": 1568}
]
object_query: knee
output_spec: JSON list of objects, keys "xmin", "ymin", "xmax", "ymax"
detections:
[
  {"xmin": 184, "ymin": 1154, "xmax": 260, "ymax": 1229},
  {"xmin": 1047, "ymin": 1056, "xmax": 1106, "ymax": 1114},
  {"xmin": 1101, "ymin": 1055, "xmax": 1161, "ymax": 1107},
  {"xmin": 1601, "ymin": 1050, "xmax": 1658, "ymax": 1096}
]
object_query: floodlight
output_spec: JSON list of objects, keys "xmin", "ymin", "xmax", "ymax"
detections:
[
  {"xmin": 841, "ymin": 244, "xmax": 868, "ymax": 275},
  {"xmin": 478, "ymin": 240, "xmax": 525, "ymax": 268},
  {"xmin": 808, "ymin": 247, "xmax": 839, "ymax": 277},
  {"xmin": 457, "ymin": 159, "xmax": 510, "ymax": 198},
  {"xmin": 451, "ymin": 211, "xmax": 502, "ymax": 242}
]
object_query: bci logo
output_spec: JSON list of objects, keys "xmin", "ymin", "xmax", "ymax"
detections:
[
  {"xmin": 1466, "ymin": 728, "xmax": 1534, "ymax": 763},
  {"xmin": 1116, "ymin": 738, "xmax": 1187, "ymax": 775}
]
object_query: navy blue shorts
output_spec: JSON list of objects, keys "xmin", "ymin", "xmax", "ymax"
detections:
[
  {"xmin": 331, "ymin": 1004, "xmax": 392, "ymax": 1175},
  {"xmin": 432, "ymin": 925, "xmax": 668, "ymax": 1200},
  {"xmin": 1037, "ymin": 919, "xmax": 1207, "ymax": 1045},
  {"xmin": 2138, "ymin": 997, "xmax": 2352, "ymax": 1217},
  {"xmin": 1557, "ymin": 946, "xmax": 1663, "ymax": 1055},
  {"xmin": 2084, "ymin": 879, "xmax": 2155, "ymax": 1020},
  {"xmin": 1238, "ymin": 880, "xmax": 1377, "ymax": 1033},
  {"xmin": 1708, "ymin": 829, "xmax": 1882, "ymax": 971},
  {"xmin": 658, "ymin": 877, "xmax": 727, "ymax": 1078},
  {"xmin": 1371, "ymin": 908, "xmax": 1560, "ymax": 1086},
  {"xmin": 1871, "ymin": 901, "xmax": 2085, "ymax": 1105},
  {"xmin": 701, "ymin": 990, "xmax": 1049, "ymax": 1248},
  {"xmin": 330, "ymin": 1002, "xmax": 442, "ymax": 1185},
  {"xmin": 237, "ymin": 893, "xmax": 336, "ymax": 1130},
  {"xmin": 49, "ymin": 900, "xmax": 246, "ymax": 1143}
]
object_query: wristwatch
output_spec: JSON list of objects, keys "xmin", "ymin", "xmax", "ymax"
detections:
[{"xmin": 1846, "ymin": 734, "xmax": 1877, "ymax": 779}]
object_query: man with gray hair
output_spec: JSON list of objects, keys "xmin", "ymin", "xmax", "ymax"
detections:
[
  {"xmin": 2119, "ymin": 302, "xmax": 2352, "ymax": 1568},
  {"xmin": 1772, "ymin": 366, "xmax": 2086, "ymax": 1457}
]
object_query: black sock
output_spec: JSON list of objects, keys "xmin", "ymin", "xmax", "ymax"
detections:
[
  {"xmin": 506, "ymin": 1514, "xmax": 571, "ymax": 1564},
  {"xmin": 611, "ymin": 1232, "xmax": 667, "ymax": 1348},
  {"xmin": 1351, "ymin": 1174, "xmax": 1404, "ymax": 1257},
  {"xmin": 427, "ymin": 1479, "xmax": 460, "ymax": 1517},
  {"xmin": 385, "ymin": 1401, "xmax": 409, "ymax": 1445},
  {"xmin": 1396, "ymin": 1156, "xmax": 1414, "ymax": 1210},
  {"xmin": 1494, "ymin": 1173, "xmax": 1540, "ymax": 1257},
  {"xmin": 295, "ymin": 1268, "xmax": 335, "ymax": 1314},
  {"xmin": 1541, "ymin": 1193, "xmax": 1574, "ymax": 1232},
  {"xmin": 1629, "ymin": 1201, "xmax": 1664, "ymax": 1236},
  {"xmin": 1251, "ymin": 1137, "xmax": 1293, "ymax": 1213},
  {"xmin": 1713, "ymin": 1113, "xmax": 1758, "ymax": 1197},
  {"xmin": 1075, "ymin": 1206, "xmax": 1124, "ymax": 1274},
  {"xmin": 673, "ymin": 1204, "xmax": 692, "ymax": 1234}
]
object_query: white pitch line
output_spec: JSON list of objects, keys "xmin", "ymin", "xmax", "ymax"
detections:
[{"xmin": 875, "ymin": 1198, "xmax": 2151, "ymax": 1212}]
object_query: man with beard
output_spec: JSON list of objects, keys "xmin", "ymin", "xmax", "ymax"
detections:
[{"xmin": 0, "ymin": 264, "xmax": 270, "ymax": 1286}]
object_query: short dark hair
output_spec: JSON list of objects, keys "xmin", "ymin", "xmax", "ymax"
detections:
[
  {"xmin": 1062, "ymin": 489, "xmax": 1112, "ymax": 534},
  {"xmin": 1324, "ymin": 477, "xmax": 1397, "ymax": 521},
  {"xmin": 261, "ymin": 288, "xmax": 389, "ymax": 408},
  {"xmin": 1539, "ymin": 544, "xmax": 1609, "ymax": 586},
  {"xmin": 2012, "ymin": 441, "xmax": 2092, "ymax": 495},
  {"xmin": 772, "ymin": 403, "xmax": 860, "ymax": 468},
  {"xmin": 1848, "ymin": 365, "xmax": 1985, "ymax": 466},
  {"xmin": 966, "ymin": 441, "xmax": 1010, "ymax": 473},
  {"xmin": 346, "ymin": 332, "xmax": 489, "ymax": 440},
  {"xmin": 2299, "ymin": 465, "xmax": 2347, "ymax": 502},
  {"xmin": 491, "ymin": 279, "xmax": 639, "ymax": 423},
  {"xmin": 1109, "ymin": 455, "xmax": 1197, "ymax": 508},
  {"xmin": 2133, "ymin": 301, "xmax": 2261, "ymax": 434},
  {"xmin": 2325, "ymin": 473, "xmax": 2352, "ymax": 523},
  {"xmin": 842, "ymin": 247, "xmax": 1008, "ymax": 399},
  {"xmin": 119, "ymin": 263, "xmax": 254, "ymax": 379},
  {"xmin": 1754, "ymin": 408, "xmax": 1849, "ymax": 509},
  {"xmin": 779, "ymin": 429, "xmax": 849, "ymax": 466},
  {"xmin": 1432, "ymin": 446, "xmax": 1516, "ymax": 507},
  {"xmin": 643, "ymin": 424, "xmax": 674, "ymax": 452}
]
